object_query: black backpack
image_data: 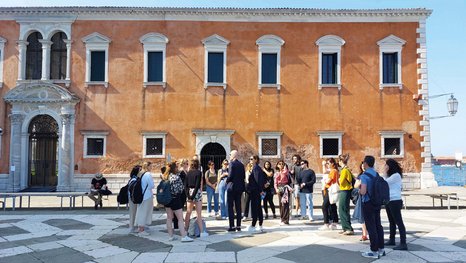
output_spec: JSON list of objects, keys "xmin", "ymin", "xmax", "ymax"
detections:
[
  {"xmin": 117, "ymin": 184, "xmax": 129, "ymax": 204},
  {"xmin": 130, "ymin": 173, "xmax": 148, "ymax": 204},
  {"xmin": 156, "ymin": 180, "xmax": 172, "ymax": 206},
  {"xmin": 366, "ymin": 172, "xmax": 390, "ymax": 206}
]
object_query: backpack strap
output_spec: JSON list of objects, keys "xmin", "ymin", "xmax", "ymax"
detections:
[{"xmin": 141, "ymin": 172, "xmax": 148, "ymax": 196}]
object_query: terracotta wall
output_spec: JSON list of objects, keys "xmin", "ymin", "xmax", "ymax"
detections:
[{"xmin": 0, "ymin": 19, "xmax": 422, "ymax": 174}]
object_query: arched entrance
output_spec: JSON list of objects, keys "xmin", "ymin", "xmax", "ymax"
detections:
[
  {"xmin": 200, "ymin": 143, "xmax": 227, "ymax": 174},
  {"xmin": 28, "ymin": 115, "xmax": 59, "ymax": 189}
]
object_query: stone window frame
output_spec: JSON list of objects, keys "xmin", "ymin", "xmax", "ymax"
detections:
[
  {"xmin": 82, "ymin": 32, "xmax": 111, "ymax": 88},
  {"xmin": 256, "ymin": 35, "xmax": 285, "ymax": 90},
  {"xmin": 377, "ymin": 34, "xmax": 406, "ymax": 90},
  {"xmin": 0, "ymin": 36, "xmax": 5, "ymax": 88},
  {"xmin": 202, "ymin": 34, "xmax": 230, "ymax": 89},
  {"xmin": 317, "ymin": 131, "xmax": 343, "ymax": 158},
  {"xmin": 257, "ymin": 131, "xmax": 283, "ymax": 159},
  {"xmin": 82, "ymin": 131, "xmax": 108, "ymax": 158},
  {"xmin": 380, "ymin": 131, "xmax": 405, "ymax": 158},
  {"xmin": 139, "ymin": 33, "xmax": 169, "ymax": 88},
  {"xmin": 316, "ymin": 35, "xmax": 345, "ymax": 90},
  {"xmin": 142, "ymin": 132, "xmax": 167, "ymax": 158}
]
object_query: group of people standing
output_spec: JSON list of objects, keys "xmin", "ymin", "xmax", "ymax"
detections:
[{"xmin": 121, "ymin": 151, "xmax": 407, "ymax": 258}]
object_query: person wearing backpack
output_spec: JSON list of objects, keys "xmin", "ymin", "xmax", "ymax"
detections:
[
  {"xmin": 134, "ymin": 161, "xmax": 155, "ymax": 236},
  {"xmin": 162, "ymin": 161, "xmax": 193, "ymax": 242},
  {"xmin": 338, "ymin": 154, "xmax": 354, "ymax": 235},
  {"xmin": 127, "ymin": 165, "xmax": 141, "ymax": 234},
  {"xmin": 359, "ymin": 156, "xmax": 385, "ymax": 259},
  {"xmin": 383, "ymin": 159, "xmax": 407, "ymax": 250}
]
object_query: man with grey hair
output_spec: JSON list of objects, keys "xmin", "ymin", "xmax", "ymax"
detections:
[{"xmin": 226, "ymin": 150, "xmax": 246, "ymax": 232}]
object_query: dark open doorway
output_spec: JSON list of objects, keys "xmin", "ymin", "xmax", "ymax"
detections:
[{"xmin": 200, "ymin": 143, "xmax": 227, "ymax": 176}]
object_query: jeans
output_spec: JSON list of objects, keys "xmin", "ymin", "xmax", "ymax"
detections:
[
  {"xmin": 338, "ymin": 190, "xmax": 353, "ymax": 231},
  {"xmin": 218, "ymin": 179, "xmax": 228, "ymax": 217},
  {"xmin": 363, "ymin": 201, "xmax": 384, "ymax": 252},
  {"xmin": 299, "ymin": 192, "xmax": 313, "ymax": 219},
  {"xmin": 206, "ymin": 185, "xmax": 219, "ymax": 214},
  {"xmin": 385, "ymin": 200, "xmax": 406, "ymax": 244}
]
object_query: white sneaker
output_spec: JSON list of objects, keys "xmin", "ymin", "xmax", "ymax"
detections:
[
  {"xmin": 181, "ymin": 236, "xmax": 193, "ymax": 242},
  {"xmin": 330, "ymin": 224, "xmax": 337, "ymax": 230},
  {"xmin": 258, "ymin": 226, "xmax": 264, "ymax": 232},
  {"xmin": 247, "ymin": 226, "xmax": 256, "ymax": 232},
  {"xmin": 200, "ymin": 232, "xmax": 209, "ymax": 238},
  {"xmin": 318, "ymin": 225, "xmax": 330, "ymax": 231},
  {"xmin": 361, "ymin": 251, "xmax": 379, "ymax": 259},
  {"xmin": 168, "ymin": 236, "xmax": 177, "ymax": 241}
]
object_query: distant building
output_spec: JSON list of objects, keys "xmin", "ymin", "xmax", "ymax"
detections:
[{"xmin": 0, "ymin": 7, "xmax": 434, "ymax": 192}]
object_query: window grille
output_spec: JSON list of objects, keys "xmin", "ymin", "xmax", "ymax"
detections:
[
  {"xmin": 87, "ymin": 138, "xmax": 104, "ymax": 156},
  {"xmin": 146, "ymin": 138, "xmax": 163, "ymax": 156},
  {"xmin": 322, "ymin": 138, "xmax": 339, "ymax": 156},
  {"xmin": 261, "ymin": 138, "xmax": 278, "ymax": 156}
]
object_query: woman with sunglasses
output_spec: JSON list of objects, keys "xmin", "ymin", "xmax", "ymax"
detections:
[
  {"xmin": 274, "ymin": 160, "xmax": 292, "ymax": 225},
  {"xmin": 205, "ymin": 161, "xmax": 219, "ymax": 217},
  {"xmin": 319, "ymin": 158, "xmax": 339, "ymax": 230},
  {"xmin": 262, "ymin": 161, "xmax": 276, "ymax": 219}
]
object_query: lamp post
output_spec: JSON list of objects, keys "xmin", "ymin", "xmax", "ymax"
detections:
[{"xmin": 428, "ymin": 93, "xmax": 459, "ymax": 119}]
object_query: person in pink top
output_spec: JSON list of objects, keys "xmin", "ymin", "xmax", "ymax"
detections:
[{"xmin": 274, "ymin": 160, "xmax": 293, "ymax": 225}]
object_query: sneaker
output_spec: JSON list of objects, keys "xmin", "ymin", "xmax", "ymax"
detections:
[
  {"xmin": 319, "ymin": 225, "xmax": 330, "ymax": 231},
  {"xmin": 393, "ymin": 244, "xmax": 408, "ymax": 250},
  {"xmin": 235, "ymin": 227, "xmax": 242, "ymax": 232},
  {"xmin": 227, "ymin": 227, "xmax": 236, "ymax": 232},
  {"xmin": 343, "ymin": 230, "xmax": 354, "ymax": 236},
  {"xmin": 247, "ymin": 226, "xmax": 256, "ymax": 232},
  {"xmin": 138, "ymin": 231, "xmax": 150, "ymax": 236},
  {"xmin": 200, "ymin": 232, "xmax": 209, "ymax": 238},
  {"xmin": 359, "ymin": 236, "xmax": 369, "ymax": 242},
  {"xmin": 242, "ymin": 217, "xmax": 250, "ymax": 222},
  {"xmin": 309, "ymin": 217, "xmax": 314, "ymax": 222},
  {"xmin": 258, "ymin": 225, "xmax": 264, "ymax": 232},
  {"xmin": 279, "ymin": 222, "xmax": 285, "ymax": 226},
  {"xmin": 168, "ymin": 236, "xmax": 177, "ymax": 241},
  {"xmin": 273, "ymin": 214, "xmax": 277, "ymax": 219},
  {"xmin": 330, "ymin": 224, "xmax": 337, "ymax": 230},
  {"xmin": 361, "ymin": 251, "xmax": 379, "ymax": 259},
  {"xmin": 338, "ymin": 230, "xmax": 346, "ymax": 234},
  {"xmin": 181, "ymin": 236, "xmax": 194, "ymax": 242},
  {"xmin": 378, "ymin": 249, "xmax": 386, "ymax": 257}
]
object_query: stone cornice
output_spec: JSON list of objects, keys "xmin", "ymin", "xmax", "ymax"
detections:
[{"xmin": 0, "ymin": 7, "xmax": 432, "ymax": 22}]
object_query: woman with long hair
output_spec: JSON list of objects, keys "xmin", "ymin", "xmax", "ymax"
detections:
[
  {"xmin": 274, "ymin": 160, "xmax": 292, "ymax": 225},
  {"xmin": 353, "ymin": 161, "xmax": 369, "ymax": 242},
  {"xmin": 217, "ymin": 159, "xmax": 229, "ymax": 219},
  {"xmin": 135, "ymin": 161, "xmax": 155, "ymax": 235},
  {"xmin": 263, "ymin": 161, "xmax": 276, "ymax": 219},
  {"xmin": 338, "ymin": 154, "xmax": 354, "ymax": 235},
  {"xmin": 163, "ymin": 161, "xmax": 193, "ymax": 242},
  {"xmin": 384, "ymin": 159, "xmax": 407, "ymax": 250},
  {"xmin": 319, "ymin": 158, "xmax": 339, "ymax": 230},
  {"xmin": 184, "ymin": 159, "xmax": 208, "ymax": 237},
  {"xmin": 205, "ymin": 160, "xmax": 219, "ymax": 217},
  {"xmin": 127, "ymin": 165, "xmax": 141, "ymax": 234},
  {"xmin": 242, "ymin": 161, "xmax": 253, "ymax": 221}
]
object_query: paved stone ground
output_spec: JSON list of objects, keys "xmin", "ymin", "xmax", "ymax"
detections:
[{"xmin": 1, "ymin": 206, "xmax": 466, "ymax": 263}]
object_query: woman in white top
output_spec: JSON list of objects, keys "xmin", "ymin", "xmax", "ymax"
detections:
[
  {"xmin": 135, "ymin": 161, "xmax": 155, "ymax": 235},
  {"xmin": 127, "ymin": 165, "xmax": 141, "ymax": 234},
  {"xmin": 383, "ymin": 159, "xmax": 407, "ymax": 250}
]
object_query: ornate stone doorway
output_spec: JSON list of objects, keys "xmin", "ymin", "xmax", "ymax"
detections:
[{"xmin": 28, "ymin": 115, "xmax": 59, "ymax": 188}]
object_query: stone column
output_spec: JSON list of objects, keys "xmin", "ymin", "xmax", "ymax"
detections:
[
  {"xmin": 57, "ymin": 113, "xmax": 74, "ymax": 191},
  {"xmin": 64, "ymin": 40, "xmax": 72, "ymax": 82},
  {"xmin": 16, "ymin": 41, "xmax": 28, "ymax": 81},
  {"xmin": 39, "ymin": 40, "xmax": 52, "ymax": 81},
  {"xmin": 9, "ymin": 113, "xmax": 24, "ymax": 192}
]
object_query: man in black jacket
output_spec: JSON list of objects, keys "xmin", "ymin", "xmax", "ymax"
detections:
[
  {"xmin": 297, "ymin": 160, "xmax": 316, "ymax": 222},
  {"xmin": 247, "ymin": 155, "xmax": 265, "ymax": 233},
  {"xmin": 226, "ymin": 150, "xmax": 245, "ymax": 232}
]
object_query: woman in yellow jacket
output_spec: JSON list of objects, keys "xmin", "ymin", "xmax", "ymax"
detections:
[{"xmin": 338, "ymin": 154, "xmax": 354, "ymax": 235}]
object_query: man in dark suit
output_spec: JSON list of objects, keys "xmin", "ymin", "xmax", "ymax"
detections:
[{"xmin": 226, "ymin": 150, "xmax": 245, "ymax": 232}]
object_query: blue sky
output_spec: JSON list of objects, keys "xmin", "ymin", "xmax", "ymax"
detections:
[{"xmin": 1, "ymin": 0, "xmax": 464, "ymax": 157}]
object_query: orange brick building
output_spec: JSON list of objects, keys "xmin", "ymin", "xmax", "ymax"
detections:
[{"xmin": 0, "ymin": 7, "xmax": 435, "ymax": 192}]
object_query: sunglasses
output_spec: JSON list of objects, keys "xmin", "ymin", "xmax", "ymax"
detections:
[
  {"xmin": 300, "ymin": 162, "xmax": 305, "ymax": 165},
  {"xmin": 249, "ymin": 158, "xmax": 254, "ymax": 160}
]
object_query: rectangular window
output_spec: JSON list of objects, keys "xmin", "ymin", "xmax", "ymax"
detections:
[
  {"xmin": 261, "ymin": 138, "xmax": 278, "ymax": 156},
  {"xmin": 90, "ymin": 51, "xmax": 105, "ymax": 81},
  {"xmin": 87, "ymin": 138, "xmax": 104, "ymax": 156},
  {"xmin": 147, "ymin": 51, "xmax": 163, "ymax": 82},
  {"xmin": 322, "ymin": 53, "xmax": 337, "ymax": 84},
  {"xmin": 384, "ymin": 138, "xmax": 401, "ymax": 156},
  {"xmin": 261, "ymin": 53, "xmax": 277, "ymax": 84},
  {"xmin": 208, "ymin": 52, "xmax": 224, "ymax": 83},
  {"xmin": 322, "ymin": 138, "xmax": 339, "ymax": 156},
  {"xmin": 383, "ymin": 52, "xmax": 398, "ymax": 84},
  {"xmin": 146, "ymin": 138, "xmax": 163, "ymax": 156}
]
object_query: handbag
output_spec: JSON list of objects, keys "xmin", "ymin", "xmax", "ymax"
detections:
[{"xmin": 328, "ymin": 183, "xmax": 340, "ymax": 204}]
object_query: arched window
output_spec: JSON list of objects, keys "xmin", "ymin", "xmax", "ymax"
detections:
[
  {"xmin": 26, "ymin": 32, "xmax": 43, "ymax": 80},
  {"xmin": 50, "ymin": 32, "xmax": 67, "ymax": 80}
]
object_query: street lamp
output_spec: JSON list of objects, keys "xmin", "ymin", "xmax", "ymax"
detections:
[{"xmin": 427, "ymin": 93, "xmax": 459, "ymax": 119}]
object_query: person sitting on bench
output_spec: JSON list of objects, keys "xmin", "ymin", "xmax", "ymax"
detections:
[{"xmin": 88, "ymin": 173, "xmax": 110, "ymax": 210}]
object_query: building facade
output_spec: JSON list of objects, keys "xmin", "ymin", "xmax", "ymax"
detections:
[{"xmin": 0, "ymin": 7, "xmax": 434, "ymax": 192}]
